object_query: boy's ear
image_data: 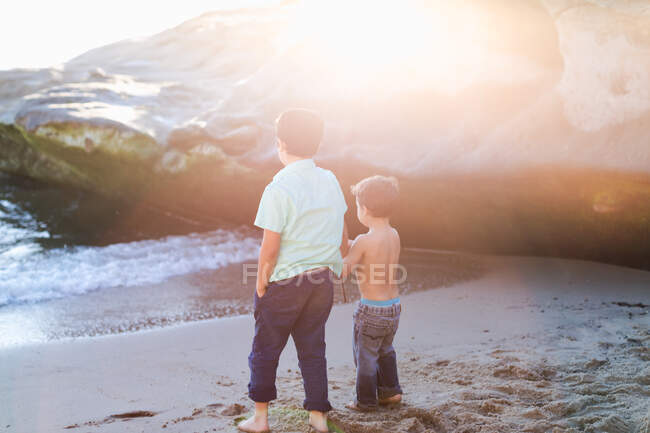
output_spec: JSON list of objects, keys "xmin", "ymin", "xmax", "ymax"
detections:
[{"xmin": 277, "ymin": 138, "xmax": 287, "ymax": 152}]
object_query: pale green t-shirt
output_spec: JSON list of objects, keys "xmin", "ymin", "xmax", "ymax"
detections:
[{"xmin": 254, "ymin": 158, "xmax": 348, "ymax": 282}]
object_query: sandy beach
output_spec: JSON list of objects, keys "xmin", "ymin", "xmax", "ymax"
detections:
[
  {"xmin": 1, "ymin": 254, "xmax": 649, "ymax": 433},
  {"xmin": 2, "ymin": 2, "xmax": 650, "ymax": 433}
]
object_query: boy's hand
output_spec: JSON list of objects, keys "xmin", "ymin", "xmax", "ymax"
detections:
[
  {"xmin": 256, "ymin": 282, "xmax": 267, "ymax": 298},
  {"xmin": 340, "ymin": 262, "xmax": 352, "ymax": 280}
]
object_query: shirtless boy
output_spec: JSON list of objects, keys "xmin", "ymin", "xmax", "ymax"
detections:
[{"xmin": 341, "ymin": 175, "xmax": 403, "ymax": 411}]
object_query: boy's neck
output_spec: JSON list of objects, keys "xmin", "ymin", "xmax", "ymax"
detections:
[
  {"xmin": 366, "ymin": 216, "xmax": 391, "ymax": 231},
  {"xmin": 282, "ymin": 154, "xmax": 310, "ymax": 166}
]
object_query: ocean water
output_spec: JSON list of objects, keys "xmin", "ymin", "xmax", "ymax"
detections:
[
  {"xmin": 0, "ymin": 172, "xmax": 260, "ymax": 345},
  {"xmin": 0, "ymin": 229, "xmax": 260, "ymax": 306}
]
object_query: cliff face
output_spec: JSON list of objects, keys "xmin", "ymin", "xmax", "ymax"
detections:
[{"xmin": 1, "ymin": 0, "xmax": 649, "ymax": 268}]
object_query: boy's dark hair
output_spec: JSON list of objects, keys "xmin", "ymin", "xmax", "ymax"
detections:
[
  {"xmin": 275, "ymin": 109, "xmax": 324, "ymax": 157},
  {"xmin": 351, "ymin": 175, "xmax": 399, "ymax": 218}
]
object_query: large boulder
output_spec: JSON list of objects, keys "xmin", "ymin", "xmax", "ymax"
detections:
[{"xmin": 1, "ymin": 0, "xmax": 649, "ymax": 268}]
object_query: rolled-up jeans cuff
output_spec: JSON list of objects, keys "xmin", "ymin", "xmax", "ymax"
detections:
[
  {"xmin": 303, "ymin": 399, "xmax": 333, "ymax": 412},
  {"xmin": 248, "ymin": 387, "xmax": 277, "ymax": 403},
  {"xmin": 378, "ymin": 386, "xmax": 402, "ymax": 400},
  {"xmin": 354, "ymin": 399, "xmax": 378, "ymax": 411}
]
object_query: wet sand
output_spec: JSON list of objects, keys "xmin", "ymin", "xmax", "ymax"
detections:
[
  {"xmin": 1, "ymin": 255, "xmax": 648, "ymax": 433},
  {"xmin": 0, "ymin": 249, "xmax": 483, "ymax": 346}
]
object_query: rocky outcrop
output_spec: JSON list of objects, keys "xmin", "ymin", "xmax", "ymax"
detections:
[{"xmin": 1, "ymin": 0, "xmax": 649, "ymax": 268}]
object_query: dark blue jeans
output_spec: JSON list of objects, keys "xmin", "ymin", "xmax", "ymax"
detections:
[
  {"xmin": 247, "ymin": 268, "xmax": 334, "ymax": 412},
  {"xmin": 353, "ymin": 302, "xmax": 402, "ymax": 409}
]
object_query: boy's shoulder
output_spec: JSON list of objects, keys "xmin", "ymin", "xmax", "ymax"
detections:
[
  {"xmin": 266, "ymin": 173, "xmax": 294, "ymax": 195},
  {"xmin": 315, "ymin": 165, "xmax": 336, "ymax": 179},
  {"xmin": 357, "ymin": 226, "xmax": 400, "ymax": 246},
  {"xmin": 311, "ymin": 165, "xmax": 343, "ymax": 187},
  {"xmin": 259, "ymin": 181, "xmax": 293, "ymax": 212},
  {"xmin": 351, "ymin": 232, "xmax": 371, "ymax": 249}
]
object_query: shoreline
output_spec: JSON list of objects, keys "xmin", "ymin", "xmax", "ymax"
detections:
[
  {"xmin": 1, "ymin": 254, "xmax": 649, "ymax": 432},
  {"xmin": 0, "ymin": 248, "xmax": 485, "ymax": 348}
]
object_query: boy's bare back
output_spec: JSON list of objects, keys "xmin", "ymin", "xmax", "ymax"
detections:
[
  {"xmin": 342, "ymin": 175, "xmax": 401, "ymax": 302},
  {"xmin": 347, "ymin": 225, "xmax": 401, "ymax": 301}
]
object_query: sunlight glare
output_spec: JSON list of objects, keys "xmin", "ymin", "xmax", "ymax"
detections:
[{"xmin": 280, "ymin": 1, "xmax": 492, "ymax": 93}]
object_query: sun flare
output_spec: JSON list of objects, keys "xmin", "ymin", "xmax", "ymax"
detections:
[
  {"xmin": 295, "ymin": 2, "xmax": 433, "ymax": 67},
  {"xmin": 278, "ymin": 1, "xmax": 498, "ymax": 93}
]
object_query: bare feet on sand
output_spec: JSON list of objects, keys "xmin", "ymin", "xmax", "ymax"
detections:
[
  {"xmin": 309, "ymin": 410, "xmax": 329, "ymax": 433},
  {"xmin": 237, "ymin": 403, "xmax": 270, "ymax": 433},
  {"xmin": 345, "ymin": 400, "xmax": 372, "ymax": 412},
  {"xmin": 379, "ymin": 393, "xmax": 402, "ymax": 406},
  {"xmin": 345, "ymin": 394, "xmax": 402, "ymax": 411},
  {"xmin": 237, "ymin": 415, "xmax": 270, "ymax": 433}
]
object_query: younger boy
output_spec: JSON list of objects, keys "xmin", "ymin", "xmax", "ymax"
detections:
[{"xmin": 342, "ymin": 175, "xmax": 403, "ymax": 411}]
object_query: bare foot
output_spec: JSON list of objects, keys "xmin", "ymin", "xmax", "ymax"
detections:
[
  {"xmin": 379, "ymin": 394, "xmax": 402, "ymax": 406},
  {"xmin": 309, "ymin": 410, "xmax": 328, "ymax": 433},
  {"xmin": 344, "ymin": 400, "xmax": 373, "ymax": 412},
  {"xmin": 237, "ymin": 414, "xmax": 270, "ymax": 433}
]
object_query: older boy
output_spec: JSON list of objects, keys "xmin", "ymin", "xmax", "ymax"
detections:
[
  {"xmin": 238, "ymin": 109, "xmax": 348, "ymax": 433},
  {"xmin": 342, "ymin": 175, "xmax": 403, "ymax": 411}
]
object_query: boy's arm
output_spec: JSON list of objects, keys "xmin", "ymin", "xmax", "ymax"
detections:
[
  {"xmin": 256, "ymin": 229, "xmax": 281, "ymax": 297},
  {"xmin": 340, "ymin": 222, "xmax": 350, "ymax": 257},
  {"xmin": 253, "ymin": 185, "xmax": 287, "ymax": 297},
  {"xmin": 341, "ymin": 235, "xmax": 366, "ymax": 279}
]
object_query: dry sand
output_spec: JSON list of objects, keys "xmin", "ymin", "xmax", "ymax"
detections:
[{"xmin": 1, "ymin": 254, "xmax": 648, "ymax": 433}]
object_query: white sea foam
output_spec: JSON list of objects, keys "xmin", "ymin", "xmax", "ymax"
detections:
[
  {"xmin": 0, "ymin": 228, "xmax": 260, "ymax": 307},
  {"xmin": 0, "ymin": 198, "xmax": 50, "ymax": 261}
]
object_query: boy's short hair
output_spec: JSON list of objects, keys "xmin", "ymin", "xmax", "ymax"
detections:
[
  {"xmin": 351, "ymin": 175, "xmax": 399, "ymax": 218},
  {"xmin": 275, "ymin": 109, "xmax": 324, "ymax": 157}
]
